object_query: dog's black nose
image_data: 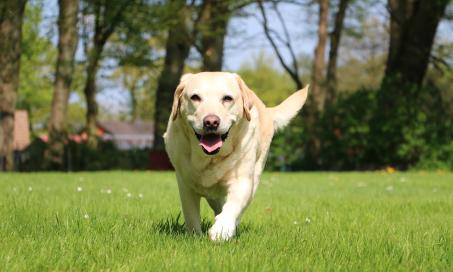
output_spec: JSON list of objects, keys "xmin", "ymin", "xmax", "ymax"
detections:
[{"xmin": 203, "ymin": 115, "xmax": 220, "ymax": 130}]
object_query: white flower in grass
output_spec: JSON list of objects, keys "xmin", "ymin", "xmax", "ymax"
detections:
[
  {"xmin": 386, "ymin": 185, "xmax": 394, "ymax": 191},
  {"xmin": 400, "ymin": 177, "xmax": 407, "ymax": 183},
  {"xmin": 305, "ymin": 217, "xmax": 311, "ymax": 224},
  {"xmin": 77, "ymin": 186, "xmax": 83, "ymax": 192},
  {"xmin": 293, "ymin": 221, "xmax": 299, "ymax": 225},
  {"xmin": 138, "ymin": 193, "xmax": 143, "ymax": 199},
  {"xmin": 106, "ymin": 189, "xmax": 112, "ymax": 194},
  {"xmin": 28, "ymin": 186, "xmax": 32, "ymax": 192},
  {"xmin": 127, "ymin": 193, "xmax": 132, "ymax": 198},
  {"xmin": 84, "ymin": 213, "xmax": 89, "ymax": 219}
]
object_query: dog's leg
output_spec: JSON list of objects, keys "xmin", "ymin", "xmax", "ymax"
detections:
[
  {"xmin": 206, "ymin": 198, "xmax": 224, "ymax": 216},
  {"xmin": 209, "ymin": 178, "xmax": 253, "ymax": 241},
  {"xmin": 177, "ymin": 179, "xmax": 202, "ymax": 234}
]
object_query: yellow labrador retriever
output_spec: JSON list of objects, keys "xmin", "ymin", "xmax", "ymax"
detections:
[{"xmin": 164, "ymin": 72, "xmax": 308, "ymax": 240}]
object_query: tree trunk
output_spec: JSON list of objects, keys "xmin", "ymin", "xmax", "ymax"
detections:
[
  {"xmin": 0, "ymin": 0, "xmax": 27, "ymax": 171},
  {"xmin": 385, "ymin": 0, "xmax": 414, "ymax": 79},
  {"xmin": 81, "ymin": 0, "xmax": 128, "ymax": 148},
  {"xmin": 45, "ymin": 0, "xmax": 79, "ymax": 169},
  {"xmin": 83, "ymin": 44, "xmax": 103, "ymax": 147},
  {"xmin": 153, "ymin": 8, "xmax": 191, "ymax": 150},
  {"xmin": 383, "ymin": 0, "xmax": 448, "ymax": 88},
  {"xmin": 199, "ymin": 0, "xmax": 230, "ymax": 71},
  {"xmin": 325, "ymin": 0, "xmax": 349, "ymax": 107},
  {"xmin": 304, "ymin": 0, "xmax": 329, "ymax": 168},
  {"xmin": 310, "ymin": 0, "xmax": 329, "ymax": 112}
]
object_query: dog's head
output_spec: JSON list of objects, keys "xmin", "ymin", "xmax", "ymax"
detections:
[{"xmin": 171, "ymin": 72, "xmax": 253, "ymax": 155}]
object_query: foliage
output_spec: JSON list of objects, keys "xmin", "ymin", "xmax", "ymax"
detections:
[
  {"xmin": 265, "ymin": 85, "xmax": 453, "ymax": 171},
  {"xmin": 17, "ymin": 3, "xmax": 56, "ymax": 132},
  {"xmin": 0, "ymin": 172, "xmax": 452, "ymax": 270},
  {"xmin": 267, "ymin": 116, "xmax": 305, "ymax": 171},
  {"xmin": 319, "ymin": 89, "xmax": 377, "ymax": 170},
  {"xmin": 237, "ymin": 52, "xmax": 294, "ymax": 106}
]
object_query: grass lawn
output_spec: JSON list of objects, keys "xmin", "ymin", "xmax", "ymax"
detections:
[{"xmin": 0, "ymin": 171, "xmax": 452, "ymax": 271}]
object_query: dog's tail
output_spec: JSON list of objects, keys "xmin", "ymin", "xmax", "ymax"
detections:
[{"xmin": 267, "ymin": 85, "xmax": 309, "ymax": 131}]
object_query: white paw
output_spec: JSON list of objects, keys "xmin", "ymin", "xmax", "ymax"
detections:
[{"xmin": 208, "ymin": 216, "xmax": 237, "ymax": 241}]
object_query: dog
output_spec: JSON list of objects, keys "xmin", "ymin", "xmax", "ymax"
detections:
[{"xmin": 164, "ymin": 72, "xmax": 308, "ymax": 241}]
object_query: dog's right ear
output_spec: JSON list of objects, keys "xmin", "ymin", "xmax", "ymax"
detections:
[{"xmin": 171, "ymin": 73, "xmax": 193, "ymax": 121}]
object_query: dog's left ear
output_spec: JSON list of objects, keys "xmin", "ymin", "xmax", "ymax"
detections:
[
  {"xmin": 171, "ymin": 73, "xmax": 193, "ymax": 121},
  {"xmin": 235, "ymin": 74, "xmax": 253, "ymax": 121}
]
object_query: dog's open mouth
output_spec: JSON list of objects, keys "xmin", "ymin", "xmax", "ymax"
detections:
[{"xmin": 195, "ymin": 132, "xmax": 229, "ymax": 155}]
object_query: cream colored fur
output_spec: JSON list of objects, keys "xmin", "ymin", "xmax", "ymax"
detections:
[{"xmin": 164, "ymin": 72, "xmax": 308, "ymax": 241}]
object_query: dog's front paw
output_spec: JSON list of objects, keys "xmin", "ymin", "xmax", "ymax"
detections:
[{"xmin": 209, "ymin": 216, "xmax": 237, "ymax": 241}]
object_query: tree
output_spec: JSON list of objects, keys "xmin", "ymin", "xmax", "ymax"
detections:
[
  {"xmin": 311, "ymin": 0, "xmax": 329, "ymax": 112},
  {"xmin": 257, "ymin": 0, "xmax": 303, "ymax": 89},
  {"xmin": 197, "ymin": 0, "xmax": 231, "ymax": 71},
  {"xmin": 371, "ymin": 0, "xmax": 450, "ymax": 166},
  {"xmin": 81, "ymin": 0, "xmax": 131, "ymax": 147},
  {"xmin": 325, "ymin": 0, "xmax": 349, "ymax": 107},
  {"xmin": 152, "ymin": 0, "xmax": 192, "ymax": 150},
  {"xmin": 112, "ymin": 65, "xmax": 157, "ymax": 121},
  {"xmin": 0, "ymin": 0, "xmax": 27, "ymax": 171},
  {"xmin": 16, "ymin": 4, "xmax": 56, "ymax": 133},
  {"xmin": 45, "ymin": 0, "xmax": 80, "ymax": 168},
  {"xmin": 383, "ymin": 0, "xmax": 449, "ymax": 88}
]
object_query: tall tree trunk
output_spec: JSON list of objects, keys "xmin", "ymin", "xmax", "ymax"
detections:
[
  {"xmin": 0, "ymin": 0, "xmax": 27, "ymax": 171},
  {"xmin": 153, "ymin": 10, "xmax": 191, "ymax": 150},
  {"xmin": 83, "ymin": 43, "xmax": 103, "ymax": 147},
  {"xmin": 310, "ymin": 0, "xmax": 329, "ymax": 112},
  {"xmin": 383, "ymin": 0, "xmax": 448, "ymax": 88},
  {"xmin": 304, "ymin": 0, "xmax": 328, "ymax": 168},
  {"xmin": 45, "ymin": 0, "xmax": 79, "ymax": 169},
  {"xmin": 325, "ymin": 0, "xmax": 349, "ymax": 107},
  {"xmin": 81, "ymin": 0, "xmax": 128, "ymax": 147},
  {"xmin": 199, "ymin": 0, "xmax": 230, "ymax": 71},
  {"xmin": 385, "ymin": 0, "xmax": 414, "ymax": 79}
]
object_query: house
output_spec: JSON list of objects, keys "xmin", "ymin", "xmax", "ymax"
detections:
[{"xmin": 97, "ymin": 120, "xmax": 154, "ymax": 150}]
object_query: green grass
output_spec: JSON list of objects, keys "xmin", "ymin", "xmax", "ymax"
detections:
[{"xmin": 0, "ymin": 172, "xmax": 452, "ymax": 271}]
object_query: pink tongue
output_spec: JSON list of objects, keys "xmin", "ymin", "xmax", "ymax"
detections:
[{"xmin": 200, "ymin": 134, "xmax": 223, "ymax": 153}]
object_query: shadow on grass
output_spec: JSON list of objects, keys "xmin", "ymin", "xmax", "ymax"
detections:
[{"xmin": 153, "ymin": 213, "xmax": 251, "ymax": 238}]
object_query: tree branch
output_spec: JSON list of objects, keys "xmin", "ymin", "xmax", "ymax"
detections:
[{"xmin": 257, "ymin": 0, "xmax": 303, "ymax": 88}]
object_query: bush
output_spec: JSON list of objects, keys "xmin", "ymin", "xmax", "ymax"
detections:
[
  {"xmin": 267, "ymin": 85, "xmax": 453, "ymax": 171},
  {"xmin": 320, "ymin": 89, "xmax": 377, "ymax": 170},
  {"xmin": 267, "ymin": 115, "xmax": 305, "ymax": 171},
  {"xmin": 22, "ymin": 139, "xmax": 150, "ymax": 171}
]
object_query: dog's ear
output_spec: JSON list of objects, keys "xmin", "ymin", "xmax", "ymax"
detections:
[
  {"xmin": 235, "ymin": 74, "xmax": 253, "ymax": 121},
  {"xmin": 171, "ymin": 73, "xmax": 193, "ymax": 121}
]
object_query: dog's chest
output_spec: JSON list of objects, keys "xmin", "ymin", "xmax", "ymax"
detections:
[{"xmin": 178, "ymin": 156, "xmax": 237, "ymax": 197}]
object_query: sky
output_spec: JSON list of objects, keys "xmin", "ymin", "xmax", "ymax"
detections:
[{"xmin": 38, "ymin": 0, "xmax": 452, "ymax": 119}]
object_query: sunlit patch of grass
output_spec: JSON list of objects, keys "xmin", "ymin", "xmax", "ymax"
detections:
[{"xmin": 0, "ymin": 171, "xmax": 452, "ymax": 271}]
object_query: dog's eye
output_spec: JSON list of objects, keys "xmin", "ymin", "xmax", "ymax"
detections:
[
  {"xmin": 190, "ymin": 94, "xmax": 201, "ymax": 102},
  {"xmin": 222, "ymin": 95, "xmax": 233, "ymax": 103}
]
